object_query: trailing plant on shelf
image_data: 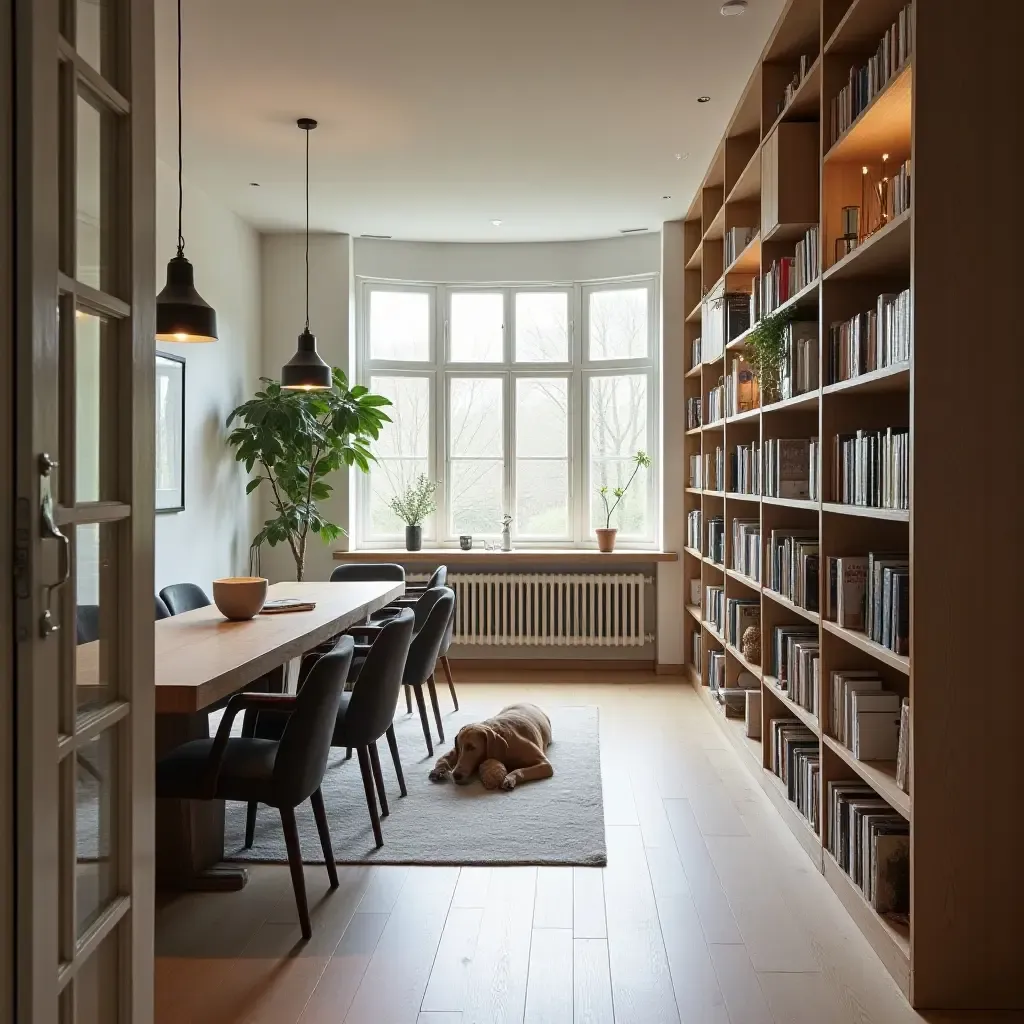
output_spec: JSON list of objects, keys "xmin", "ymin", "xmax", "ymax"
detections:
[
  {"xmin": 745, "ymin": 308, "xmax": 792, "ymax": 403},
  {"xmin": 596, "ymin": 450, "xmax": 652, "ymax": 552},
  {"xmin": 226, "ymin": 368, "xmax": 391, "ymax": 581},
  {"xmin": 389, "ymin": 475, "xmax": 438, "ymax": 551}
]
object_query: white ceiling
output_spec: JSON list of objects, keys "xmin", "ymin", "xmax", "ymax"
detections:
[{"xmin": 156, "ymin": 0, "xmax": 783, "ymax": 242}]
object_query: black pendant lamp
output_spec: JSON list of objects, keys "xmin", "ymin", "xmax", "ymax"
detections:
[
  {"xmin": 156, "ymin": 0, "xmax": 217, "ymax": 343},
  {"xmin": 281, "ymin": 118, "xmax": 332, "ymax": 391}
]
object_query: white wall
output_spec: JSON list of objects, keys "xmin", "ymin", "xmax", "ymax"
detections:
[{"xmin": 153, "ymin": 161, "xmax": 262, "ymax": 595}]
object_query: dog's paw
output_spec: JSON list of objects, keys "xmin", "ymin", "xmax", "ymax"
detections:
[
  {"xmin": 501, "ymin": 773, "xmax": 518, "ymax": 791},
  {"xmin": 428, "ymin": 768, "xmax": 450, "ymax": 783}
]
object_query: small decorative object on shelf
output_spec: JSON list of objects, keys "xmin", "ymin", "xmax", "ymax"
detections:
[
  {"xmin": 835, "ymin": 205, "xmax": 860, "ymax": 263},
  {"xmin": 459, "ymin": 535, "xmax": 473, "ymax": 551},
  {"xmin": 501, "ymin": 514, "xmax": 513, "ymax": 552},
  {"xmin": 596, "ymin": 450, "xmax": 651, "ymax": 553},
  {"xmin": 741, "ymin": 624, "xmax": 761, "ymax": 664},
  {"xmin": 745, "ymin": 308, "xmax": 791, "ymax": 404},
  {"xmin": 389, "ymin": 474, "xmax": 438, "ymax": 552}
]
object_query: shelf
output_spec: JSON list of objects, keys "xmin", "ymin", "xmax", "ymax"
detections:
[
  {"xmin": 704, "ymin": 559, "xmax": 725, "ymax": 573},
  {"xmin": 685, "ymin": 242, "xmax": 703, "ymax": 272},
  {"xmin": 686, "ymin": 299, "xmax": 703, "ymax": 323},
  {"xmin": 685, "ymin": 603, "xmax": 702, "ymax": 621},
  {"xmin": 726, "ymin": 640, "xmax": 762, "ymax": 680},
  {"xmin": 761, "ymin": 390, "xmax": 818, "ymax": 414},
  {"xmin": 764, "ymin": 675, "xmax": 819, "ymax": 735},
  {"xmin": 684, "ymin": 546, "xmax": 703, "ymax": 561},
  {"xmin": 685, "ymin": 363, "xmax": 703, "ymax": 379},
  {"xmin": 761, "ymin": 495, "xmax": 817, "ymax": 510},
  {"xmin": 822, "ymin": 502, "xmax": 909, "ymax": 522},
  {"xmin": 726, "ymin": 407, "xmax": 761, "ymax": 425},
  {"xmin": 702, "ymin": 419, "xmax": 725, "ymax": 432},
  {"xmin": 695, "ymin": 682, "xmax": 764, "ymax": 773},
  {"xmin": 702, "ymin": 202, "xmax": 726, "ymax": 243},
  {"xmin": 685, "ymin": 426, "xmax": 702, "ymax": 437},
  {"xmin": 725, "ymin": 146, "xmax": 761, "ymax": 204},
  {"xmin": 725, "ymin": 233, "xmax": 761, "ymax": 276},
  {"xmin": 763, "ymin": 588, "xmax": 820, "ymax": 625},
  {"xmin": 823, "ymin": 734, "xmax": 910, "ymax": 820},
  {"xmin": 826, "ymin": 0, "xmax": 913, "ymax": 57},
  {"xmin": 685, "ymin": 486, "xmax": 702, "ymax": 495},
  {"xmin": 822, "ymin": 362, "xmax": 909, "ymax": 396},
  {"xmin": 824, "ymin": 209, "xmax": 911, "ymax": 282},
  {"xmin": 764, "ymin": 55, "xmax": 822, "ymax": 142},
  {"xmin": 821, "ymin": 619, "xmax": 909, "ymax": 674},
  {"xmin": 703, "ymin": 489, "xmax": 726, "ymax": 498},
  {"xmin": 704, "ymin": 621, "xmax": 726, "ymax": 646},
  {"xmin": 826, "ymin": 61, "xmax": 912, "ymax": 164},
  {"xmin": 726, "ymin": 568, "xmax": 761, "ymax": 594},
  {"xmin": 726, "ymin": 492, "xmax": 760, "ymax": 503}
]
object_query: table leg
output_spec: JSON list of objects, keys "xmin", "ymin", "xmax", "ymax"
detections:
[{"xmin": 155, "ymin": 712, "xmax": 249, "ymax": 892}]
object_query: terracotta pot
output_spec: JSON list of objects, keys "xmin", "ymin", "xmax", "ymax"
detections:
[
  {"xmin": 212, "ymin": 577, "xmax": 268, "ymax": 621},
  {"xmin": 595, "ymin": 528, "xmax": 618, "ymax": 553}
]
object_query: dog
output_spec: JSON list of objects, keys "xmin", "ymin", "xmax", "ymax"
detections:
[{"xmin": 428, "ymin": 703, "xmax": 553, "ymax": 791}]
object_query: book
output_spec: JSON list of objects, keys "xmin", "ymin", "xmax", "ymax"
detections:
[
  {"xmin": 873, "ymin": 833, "xmax": 910, "ymax": 913},
  {"xmin": 260, "ymin": 598, "xmax": 317, "ymax": 614},
  {"xmin": 853, "ymin": 707, "xmax": 901, "ymax": 760},
  {"xmin": 896, "ymin": 698, "xmax": 911, "ymax": 792},
  {"xmin": 836, "ymin": 556, "xmax": 868, "ymax": 630}
]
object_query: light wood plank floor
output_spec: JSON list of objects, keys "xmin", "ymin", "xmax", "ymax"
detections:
[{"xmin": 155, "ymin": 673, "xmax": 943, "ymax": 1024}]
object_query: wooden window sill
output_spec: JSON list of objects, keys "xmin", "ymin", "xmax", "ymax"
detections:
[{"xmin": 333, "ymin": 548, "xmax": 678, "ymax": 565}]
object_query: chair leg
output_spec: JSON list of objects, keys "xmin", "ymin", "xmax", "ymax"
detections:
[
  {"xmin": 310, "ymin": 787, "xmax": 339, "ymax": 889},
  {"xmin": 368, "ymin": 742, "xmax": 390, "ymax": 818},
  {"xmin": 427, "ymin": 673, "xmax": 445, "ymax": 744},
  {"xmin": 279, "ymin": 805, "xmax": 312, "ymax": 940},
  {"xmin": 356, "ymin": 747, "xmax": 384, "ymax": 848},
  {"xmin": 244, "ymin": 801, "xmax": 258, "ymax": 848},
  {"xmin": 412, "ymin": 684, "xmax": 434, "ymax": 757},
  {"xmin": 345, "ymin": 747, "xmax": 352, "ymax": 760},
  {"xmin": 404, "ymin": 684, "xmax": 412, "ymax": 714},
  {"xmin": 441, "ymin": 655, "xmax": 459, "ymax": 711},
  {"xmin": 386, "ymin": 724, "xmax": 407, "ymax": 797}
]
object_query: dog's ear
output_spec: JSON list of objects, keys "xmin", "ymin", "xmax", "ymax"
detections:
[{"xmin": 484, "ymin": 725, "xmax": 509, "ymax": 763}]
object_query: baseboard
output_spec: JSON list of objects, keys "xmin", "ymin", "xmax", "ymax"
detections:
[
  {"xmin": 655, "ymin": 663, "xmax": 685, "ymax": 676},
  {"xmin": 451, "ymin": 658, "xmax": 656, "ymax": 673}
]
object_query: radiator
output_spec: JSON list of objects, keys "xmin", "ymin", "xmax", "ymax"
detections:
[{"xmin": 425, "ymin": 573, "xmax": 652, "ymax": 647}]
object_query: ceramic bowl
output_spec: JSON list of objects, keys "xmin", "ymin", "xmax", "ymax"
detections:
[{"xmin": 212, "ymin": 577, "xmax": 268, "ymax": 621}]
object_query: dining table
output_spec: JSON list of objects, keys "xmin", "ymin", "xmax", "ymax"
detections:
[{"xmin": 81, "ymin": 579, "xmax": 405, "ymax": 891}]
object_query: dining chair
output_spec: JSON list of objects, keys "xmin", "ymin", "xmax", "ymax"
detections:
[
  {"xmin": 158, "ymin": 582, "xmax": 211, "ymax": 615},
  {"xmin": 76, "ymin": 604, "xmax": 100, "ymax": 646},
  {"xmin": 329, "ymin": 562, "xmax": 405, "ymax": 584},
  {"xmin": 372, "ymin": 564, "xmax": 446, "ymax": 617},
  {"xmin": 155, "ymin": 594, "xmax": 172, "ymax": 620},
  {"xmin": 351, "ymin": 588, "xmax": 454, "ymax": 758},
  {"xmin": 155, "ymin": 635, "xmax": 355, "ymax": 939}
]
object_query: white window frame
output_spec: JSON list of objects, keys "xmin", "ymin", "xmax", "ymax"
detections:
[{"xmin": 355, "ymin": 274, "xmax": 660, "ymax": 549}]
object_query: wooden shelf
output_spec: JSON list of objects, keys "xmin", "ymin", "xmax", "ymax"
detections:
[
  {"xmin": 685, "ymin": 603, "xmax": 702, "ymax": 621},
  {"xmin": 726, "ymin": 568, "xmax": 761, "ymax": 594},
  {"xmin": 683, "ymin": 546, "xmax": 703, "ymax": 561},
  {"xmin": 725, "ymin": 233, "xmax": 761, "ymax": 276},
  {"xmin": 725, "ymin": 146, "xmax": 761, "ymax": 204},
  {"xmin": 686, "ymin": 299, "xmax": 703, "ymax": 323},
  {"xmin": 685, "ymin": 425, "xmax": 702, "ymax": 437},
  {"xmin": 726, "ymin": 640, "xmax": 763, "ymax": 680},
  {"xmin": 821, "ymin": 619, "xmax": 909, "ymax": 675},
  {"xmin": 826, "ymin": 0, "xmax": 914, "ymax": 58},
  {"xmin": 822, "ymin": 362, "xmax": 909, "ymax": 395},
  {"xmin": 702, "ymin": 202, "xmax": 726, "ymax": 243},
  {"xmin": 702, "ymin": 419, "xmax": 725, "ymax": 432},
  {"xmin": 823, "ymin": 733, "xmax": 910, "ymax": 819},
  {"xmin": 763, "ymin": 588, "xmax": 820, "ymax": 625},
  {"xmin": 726, "ymin": 406, "xmax": 760, "ymax": 424},
  {"xmin": 761, "ymin": 390, "xmax": 818, "ymax": 414},
  {"xmin": 685, "ymin": 242, "xmax": 703, "ymax": 271},
  {"xmin": 764, "ymin": 674, "xmax": 820, "ymax": 735},
  {"xmin": 695, "ymin": 682, "xmax": 765, "ymax": 772},
  {"xmin": 704, "ymin": 559, "xmax": 725, "ymax": 573},
  {"xmin": 685, "ymin": 363, "xmax": 703, "ymax": 379},
  {"xmin": 822, "ymin": 502, "xmax": 909, "ymax": 522},
  {"xmin": 761, "ymin": 495, "xmax": 817, "ymax": 510},
  {"xmin": 763, "ymin": 55, "xmax": 823, "ymax": 144},
  {"xmin": 704, "ymin": 621, "xmax": 726, "ymax": 646},
  {"xmin": 703, "ymin": 489, "xmax": 726, "ymax": 498},
  {"xmin": 824, "ymin": 208, "xmax": 911, "ymax": 281},
  {"xmin": 826, "ymin": 61, "xmax": 912, "ymax": 164},
  {"xmin": 339, "ymin": 548, "xmax": 679, "ymax": 565},
  {"xmin": 685, "ymin": 486, "xmax": 702, "ymax": 495},
  {"xmin": 726, "ymin": 491, "xmax": 760, "ymax": 503}
]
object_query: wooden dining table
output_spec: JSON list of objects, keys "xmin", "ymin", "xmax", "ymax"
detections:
[{"xmin": 81, "ymin": 579, "xmax": 405, "ymax": 890}]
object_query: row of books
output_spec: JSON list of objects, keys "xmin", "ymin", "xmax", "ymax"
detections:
[
  {"xmin": 775, "ymin": 53, "xmax": 815, "ymax": 118},
  {"xmin": 828, "ymin": 4, "xmax": 913, "ymax": 146},
  {"xmin": 896, "ymin": 699, "xmax": 910, "ymax": 793},
  {"xmin": 771, "ymin": 719, "xmax": 820, "ymax": 831},
  {"xmin": 725, "ymin": 225, "xmax": 756, "ymax": 267},
  {"xmin": 708, "ymin": 649, "xmax": 726, "ymax": 691},
  {"xmin": 792, "ymin": 226, "xmax": 819, "ymax": 293},
  {"xmin": 763, "ymin": 437, "xmax": 816, "ymax": 500},
  {"xmin": 765, "ymin": 529, "xmax": 819, "ymax": 612},
  {"xmin": 705, "ymin": 585, "xmax": 725, "ymax": 637},
  {"xmin": 686, "ymin": 396, "xmax": 702, "ymax": 430},
  {"xmin": 827, "ymin": 288, "xmax": 911, "ymax": 383},
  {"xmin": 725, "ymin": 597, "xmax": 759, "ymax": 648},
  {"xmin": 690, "ymin": 336, "xmax": 702, "ymax": 370},
  {"xmin": 828, "ymin": 670, "xmax": 902, "ymax": 760},
  {"xmin": 824, "ymin": 552, "xmax": 909, "ymax": 655},
  {"xmin": 706, "ymin": 382, "xmax": 726, "ymax": 424},
  {"xmin": 688, "ymin": 454, "xmax": 701, "ymax": 489},
  {"xmin": 750, "ymin": 257, "xmax": 797, "ymax": 320},
  {"xmin": 704, "ymin": 447, "xmax": 725, "ymax": 492},
  {"xmin": 831, "ymin": 428, "xmax": 909, "ymax": 510},
  {"xmin": 886, "ymin": 158, "xmax": 912, "ymax": 220},
  {"xmin": 727, "ymin": 356, "xmax": 759, "ymax": 416},
  {"xmin": 706, "ymin": 516, "xmax": 725, "ymax": 565},
  {"xmin": 779, "ymin": 321, "xmax": 819, "ymax": 400},
  {"xmin": 686, "ymin": 510, "xmax": 701, "ymax": 551},
  {"xmin": 808, "ymin": 438, "xmax": 821, "ymax": 503},
  {"xmin": 771, "ymin": 624, "xmax": 819, "ymax": 715},
  {"xmin": 692, "ymin": 631, "xmax": 702, "ymax": 673},
  {"xmin": 731, "ymin": 519, "xmax": 761, "ymax": 581},
  {"xmin": 827, "ymin": 781, "xmax": 908, "ymax": 915},
  {"xmin": 732, "ymin": 442, "xmax": 760, "ymax": 495}
]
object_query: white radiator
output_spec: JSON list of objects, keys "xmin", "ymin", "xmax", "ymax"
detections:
[{"xmin": 426, "ymin": 573, "xmax": 652, "ymax": 647}]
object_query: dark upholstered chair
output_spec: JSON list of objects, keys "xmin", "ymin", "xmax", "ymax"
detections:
[
  {"xmin": 329, "ymin": 563, "xmax": 405, "ymax": 585},
  {"xmin": 156, "ymin": 636, "xmax": 355, "ymax": 939},
  {"xmin": 352, "ymin": 588, "xmax": 454, "ymax": 758},
  {"xmin": 155, "ymin": 594, "xmax": 172, "ymax": 620},
  {"xmin": 158, "ymin": 582, "xmax": 211, "ymax": 616},
  {"xmin": 76, "ymin": 604, "xmax": 100, "ymax": 646}
]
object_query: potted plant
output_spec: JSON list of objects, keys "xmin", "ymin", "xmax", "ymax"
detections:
[
  {"xmin": 745, "ymin": 308, "xmax": 791, "ymax": 404},
  {"xmin": 226, "ymin": 368, "xmax": 391, "ymax": 581},
  {"xmin": 389, "ymin": 475, "xmax": 438, "ymax": 551},
  {"xmin": 596, "ymin": 450, "xmax": 651, "ymax": 552}
]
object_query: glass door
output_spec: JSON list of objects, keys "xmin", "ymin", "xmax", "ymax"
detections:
[{"xmin": 12, "ymin": 0, "xmax": 156, "ymax": 1021}]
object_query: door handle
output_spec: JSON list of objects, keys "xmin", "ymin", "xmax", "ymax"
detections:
[{"xmin": 39, "ymin": 453, "xmax": 70, "ymax": 637}]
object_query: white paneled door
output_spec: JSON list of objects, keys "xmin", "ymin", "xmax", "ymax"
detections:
[{"xmin": 9, "ymin": 0, "xmax": 156, "ymax": 1021}]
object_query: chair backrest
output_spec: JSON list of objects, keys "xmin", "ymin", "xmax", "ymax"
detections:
[
  {"xmin": 425, "ymin": 564, "xmax": 447, "ymax": 590},
  {"xmin": 273, "ymin": 635, "xmax": 355, "ymax": 804},
  {"xmin": 343, "ymin": 608, "xmax": 415, "ymax": 745},
  {"xmin": 76, "ymin": 604, "xmax": 100, "ymax": 646},
  {"xmin": 439, "ymin": 596, "xmax": 455, "ymax": 656},
  {"xmin": 158, "ymin": 582, "xmax": 211, "ymax": 615},
  {"xmin": 404, "ymin": 587, "xmax": 455, "ymax": 687},
  {"xmin": 155, "ymin": 595, "xmax": 171, "ymax": 620},
  {"xmin": 329, "ymin": 563, "xmax": 405, "ymax": 584}
]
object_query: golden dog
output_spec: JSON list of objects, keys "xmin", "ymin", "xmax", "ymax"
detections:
[{"xmin": 428, "ymin": 703, "xmax": 553, "ymax": 791}]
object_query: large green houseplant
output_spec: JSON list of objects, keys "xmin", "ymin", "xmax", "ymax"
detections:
[{"xmin": 226, "ymin": 368, "xmax": 391, "ymax": 581}]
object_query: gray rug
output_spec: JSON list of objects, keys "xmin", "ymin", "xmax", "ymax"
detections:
[{"xmin": 223, "ymin": 704, "xmax": 606, "ymax": 866}]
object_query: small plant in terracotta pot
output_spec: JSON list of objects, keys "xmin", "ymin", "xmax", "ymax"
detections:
[{"xmin": 596, "ymin": 450, "xmax": 651, "ymax": 552}]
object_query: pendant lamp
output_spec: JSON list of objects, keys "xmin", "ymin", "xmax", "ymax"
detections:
[
  {"xmin": 281, "ymin": 118, "xmax": 332, "ymax": 391},
  {"xmin": 155, "ymin": 0, "xmax": 217, "ymax": 343}
]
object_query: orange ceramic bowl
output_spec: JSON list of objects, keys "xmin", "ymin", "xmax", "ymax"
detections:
[{"xmin": 212, "ymin": 577, "xmax": 268, "ymax": 621}]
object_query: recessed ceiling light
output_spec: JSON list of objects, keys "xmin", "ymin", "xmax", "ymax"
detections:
[
  {"xmin": 698, "ymin": 95, "xmax": 711, "ymax": 103},
  {"xmin": 721, "ymin": 0, "xmax": 747, "ymax": 14},
  {"xmin": 249, "ymin": 182, "xmax": 260, "ymax": 187},
  {"xmin": 491, "ymin": 219, "xmax": 502, "ymax": 227},
  {"xmin": 663, "ymin": 195, "xmax": 672, "ymax": 200},
  {"xmin": 675, "ymin": 152, "xmax": 688, "ymax": 161}
]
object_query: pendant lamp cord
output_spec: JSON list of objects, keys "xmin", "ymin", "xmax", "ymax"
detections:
[
  {"xmin": 304, "ymin": 125, "xmax": 310, "ymax": 331},
  {"xmin": 175, "ymin": 0, "xmax": 184, "ymax": 258}
]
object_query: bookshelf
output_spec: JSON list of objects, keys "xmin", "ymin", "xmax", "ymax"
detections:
[{"xmin": 670, "ymin": 0, "xmax": 1023, "ymax": 1010}]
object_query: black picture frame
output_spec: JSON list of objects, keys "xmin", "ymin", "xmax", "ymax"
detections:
[{"xmin": 155, "ymin": 352, "xmax": 185, "ymax": 513}]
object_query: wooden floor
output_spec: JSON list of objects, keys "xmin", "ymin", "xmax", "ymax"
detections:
[{"xmin": 155, "ymin": 673, "xmax": 941, "ymax": 1024}]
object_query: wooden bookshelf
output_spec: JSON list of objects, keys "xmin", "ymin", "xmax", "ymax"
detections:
[{"xmin": 669, "ymin": 0, "xmax": 1024, "ymax": 1008}]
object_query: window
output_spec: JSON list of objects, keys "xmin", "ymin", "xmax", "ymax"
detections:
[{"xmin": 358, "ymin": 276, "xmax": 658, "ymax": 547}]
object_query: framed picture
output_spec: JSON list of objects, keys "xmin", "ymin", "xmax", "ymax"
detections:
[{"xmin": 155, "ymin": 352, "xmax": 185, "ymax": 513}]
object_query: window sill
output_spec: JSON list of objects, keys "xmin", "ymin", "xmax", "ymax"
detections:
[{"xmin": 334, "ymin": 548, "xmax": 678, "ymax": 564}]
